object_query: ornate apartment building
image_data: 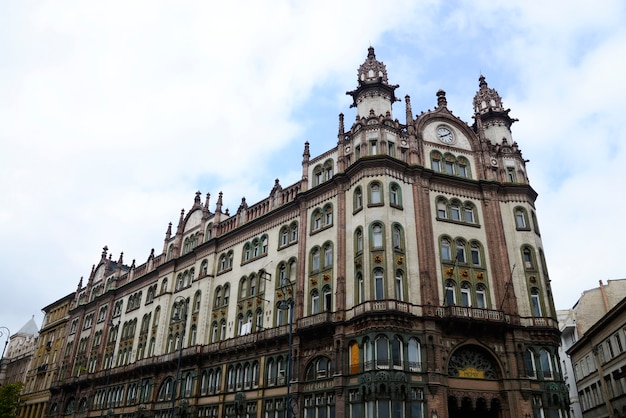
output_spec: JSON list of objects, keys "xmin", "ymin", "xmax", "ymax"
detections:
[{"xmin": 43, "ymin": 47, "xmax": 567, "ymax": 418}]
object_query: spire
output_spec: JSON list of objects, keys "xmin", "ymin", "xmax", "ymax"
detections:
[
  {"xmin": 165, "ymin": 222, "xmax": 172, "ymax": 240},
  {"xmin": 101, "ymin": 245, "xmax": 108, "ymax": 261},
  {"xmin": 205, "ymin": 193, "xmax": 211, "ymax": 209},
  {"xmin": 302, "ymin": 141, "xmax": 310, "ymax": 162},
  {"xmin": 216, "ymin": 192, "xmax": 223, "ymax": 213},
  {"xmin": 194, "ymin": 191, "xmax": 202, "ymax": 207},
  {"xmin": 436, "ymin": 89, "xmax": 447, "ymax": 108},
  {"xmin": 405, "ymin": 95, "xmax": 413, "ymax": 125},
  {"xmin": 338, "ymin": 113, "xmax": 344, "ymax": 135}
]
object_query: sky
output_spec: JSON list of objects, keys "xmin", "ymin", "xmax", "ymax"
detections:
[{"xmin": 1, "ymin": 0, "xmax": 625, "ymax": 340}]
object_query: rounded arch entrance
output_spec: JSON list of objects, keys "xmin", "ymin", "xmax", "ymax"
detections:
[{"xmin": 446, "ymin": 344, "xmax": 504, "ymax": 418}]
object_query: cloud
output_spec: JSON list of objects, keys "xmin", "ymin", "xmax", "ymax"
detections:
[{"xmin": 1, "ymin": 0, "xmax": 625, "ymax": 336}]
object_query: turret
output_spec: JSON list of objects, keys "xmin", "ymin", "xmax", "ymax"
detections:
[
  {"xmin": 346, "ymin": 46, "xmax": 399, "ymax": 119},
  {"xmin": 473, "ymin": 75, "xmax": 518, "ymax": 145}
]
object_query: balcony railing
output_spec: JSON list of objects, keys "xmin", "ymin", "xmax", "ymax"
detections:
[{"xmin": 435, "ymin": 306, "xmax": 510, "ymax": 323}]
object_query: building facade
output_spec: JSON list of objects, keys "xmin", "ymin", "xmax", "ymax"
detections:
[
  {"xmin": 46, "ymin": 47, "xmax": 567, "ymax": 418},
  {"xmin": 567, "ymin": 297, "xmax": 626, "ymax": 418}
]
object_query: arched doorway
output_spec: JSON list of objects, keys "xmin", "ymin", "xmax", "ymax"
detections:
[{"xmin": 446, "ymin": 344, "xmax": 504, "ymax": 418}]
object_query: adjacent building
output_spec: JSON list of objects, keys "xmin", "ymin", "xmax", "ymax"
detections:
[
  {"xmin": 558, "ymin": 279, "xmax": 626, "ymax": 418},
  {"xmin": 20, "ymin": 294, "xmax": 75, "ymax": 418},
  {"xmin": 45, "ymin": 47, "xmax": 568, "ymax": 418},
  {"xmin": 1, "ymin": 317, "xmax": 39, "ymax": 386},
  {"xmin": 567, "ymin": 297, "xmax": 626, "ymax": 418}
]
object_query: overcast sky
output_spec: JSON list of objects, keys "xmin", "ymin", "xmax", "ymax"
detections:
[{"xmin": 1, "ymin": 1, "xmax": 625, "ymax": 339}]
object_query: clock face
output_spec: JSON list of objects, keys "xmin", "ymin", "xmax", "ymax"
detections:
[{"xmin": 437, "ymin": 127, "xmax": 454, "ymax": 144}]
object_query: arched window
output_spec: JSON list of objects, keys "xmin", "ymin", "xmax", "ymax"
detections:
[
  {"xmin": 239, "ymin": 277, "xmax": 247, "ymax": 299},
  {"xmin": 220, "ymin": 319, "xmax": 227, "ymax": 340},
  {"xmin": 305, "ymin": 357, "xmax": 333, "ymax": 380},
  {"xmin": 524, "ymin": 349, "xmax": 537, "ymax": 378},
  {"xmin": 431, "ymin": 151, "xmax": 442, "ymax": 172},
  {"xmin": 375, "ymin": 336, "xmax": 389, "ymax": 369},
  {"xmin": 437, "ymin": 198, "xmax": 448, "ymax": 218},
  {"xmin": 461, "ymin": 282, "xmax": 471, "ymax": 307},
  {"xmin": 458, "ymin": 157, "xmax": 470, "ymax": 178},
  {"xmin": 323, "ymin": 204, "xmax": 333, "ymax": 226},
  {"xmin": 389, "ymin": 183, "xmax": 402, "ymax": 207},
  {"xmin": 193, "ymin": 291, "xmax": 201, "ymax": 312},
  {"xmin": 476, "ymin": 283, "xmax": 487, "ymax": 308},
  {"xmin": 267, "ymin": 358, "xmax": 276, "ymax": 386},
  {"xmin": 445, "ymin": 279, "xmax": 456, "ymax": 305},
  {"xmin": 441, "ymin": 237, "xmax": 452, "ymax": 261},
  {"xmin": 323, "ymin": 243, "xmax": 333, "ymax": 268},
  {"xmin": 392, "ymin": 224, "xmax": 404, "ymax": 250},
  {"xmin": 256, "ymin": 308, "xmax": 263, "ymax": 331},
  {"xmin": 311, "ymin": 247, "xmax": 321, "ymax": 272},
  {"xmin": 205, "ymin": 223, "xmax": 213, "ymax": 241},
  {"xmin": 369, "ymin": 182, "xmax": 382, "ymax": 205},
  {"xmin": 356, "ymin": 272, "xmax": 364, "ymax": 305},
  {"xmin": 290, "ymin": 222, "xmax": 298, "ymax": 242},
  {"xmin": 523, "ymin": 246, "xmax": 535, "ymax": 270},
  {"xmin": 470, "ymin": 241, "xmax": 482, "ymax": 266},
  {"xmin": 531, "ymin": 287, "xmax": 542, "ymax": 316},
  {"xmin": 464, "ymin": 202, "xmax": 477, "ymax": 223},
  {"xmin": 444, "ymin": 153, "xmax": 456, "ymax": 175},
  {"xmin": 211, "ymin": 322, "xmax": 218, "ymax": 342},
  {"xmin": 313, "ymin": 165, "xmax": 323, "ymax": 186},
  {"xmin": 374, "ymin": 268, "xmax": 385, "ymax": 300},
  {"xmin": 311, "ymin": 209, "xmax": 323, "ymax": 231},
  {"xmin": 223, "ymin": 284, "xmax": 230, "ymax": 305},
  {"xmin": 261, "ymin": 235, "xmax": 268, "ymax": 254},
  {"xmin": 540, "ymin": 349, "xmax": 554, "ymax": 379},
  {"xmin": 450, "ymin": 199, "xmax": 461, "ymax": 221},
  {"xmin": 160, "ymin": 278, "xmax": 168, "ymax": 294},
  {"xmin": 408, "ymin": 338, "xmax": 421, "ymax": 372},
  {"xmin": 354, "ymin": 187, "xmax": 363, "ymax": 212},
  {"xmin": 323, "ymin": 285, "xmax": 332, "ymax": 311},
  {"xmin": 355, "ymin": 228, "xmax": 363, "ymax": 254},
  {"xmin": 456, "ymin": 239, "xmax": 467, "ymax": 263},
  {"xmin": 531, "ymin": 211, "xmax": 540, "ymax": 235},
  {"xmin": 371, "ymin": 223, "xmax": 383, "ymax": 249},
  {"xmin": 214, "ymin": 286, "xmax": 222, "ymax": 308},
  {"xmin": 349, "ymin": 342, "xmax": 360, "ymax": 374},
  {"xmin": 515, "ymin": 207, "xmax": 529, "ymax": 229},
  {"xmin": 243, "ymin": 243, "xmax": 251, "ymax": 261},
  {"xmin": 200, "ymin": 260, "xmax": 208, "ymax": 277},
  {"xmin": 280, "ymin": 227, "xmax": 289, "ymax": 247},
  {"xmin": 323, "ymin": 159, "xmax": 333, "ymax": 181},
  {"xmin": 395, "ymin": 270, "xmax": 405, "ymax": 301},
  {"xmin": 311, "ymin": 289, "xmax": 320, "ymax": 314}
]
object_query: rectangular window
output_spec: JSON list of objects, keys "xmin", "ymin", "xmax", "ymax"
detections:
[
  {"xmin": 465, "ymin": 208, "xmax": 475, "ymax": 223},
  {"xmin": 507, "ymin": 167, "xmax": 516, "ymax": 182},
  {"xmin": 387, "ymin": 142, "xmax": 395, "ymax": 157},
  {"xmin": 445, "ymin": 161, "xmax": 454, "ymax": 174},
  {"xmin": 370, "ymin": 141, "xmax": 378, "ymax": 155}
]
